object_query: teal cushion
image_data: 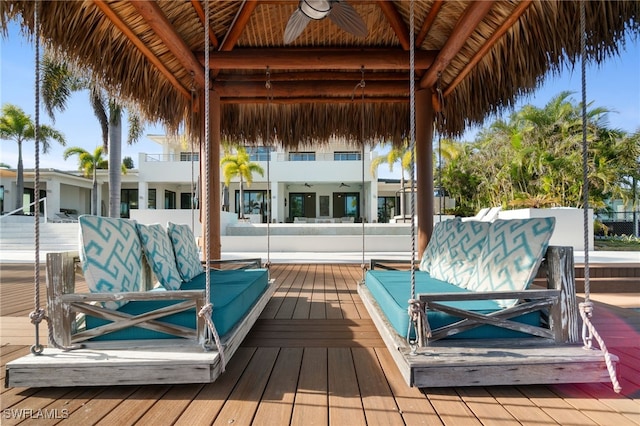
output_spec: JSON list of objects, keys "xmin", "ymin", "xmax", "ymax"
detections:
[
  {"xmin": 85, "ymin": 268, "xmax": 269, "ymax": 340},
  {"xmin": 167, "ymin": 222, "xmax": 204, "ymax": 281},
  {"xmin": 78, "ymin": 215, "xmax": 142, "ymax": 310},
  {"xmin": 365, "ymin": 270, "xmax": 540, "ymax": 339},
  {"xmin": 136, "ymin": 223, "xmax": 182, "ymax": 290},
  {"xmin": 429, "ymin": 220, "xmax": 490, "ymax": 288},
  {"xmin": 469, "ymin": 218, "xmax": 556, "ymax": 308}
]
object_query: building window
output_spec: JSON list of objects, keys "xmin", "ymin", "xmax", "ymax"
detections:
[
  {"xmin": 165, "ymin": 190, "xmax": 176, "ymax": 209},
  {"xmin": 334, "ymin": 151, "xmax": 361, "ymax": 161},
  {"xmin": 121, "ymin": 189, "xmax": 139, "ymax": 218},
  {"xmin": 148, "ymin": 188, "xmax": 156, "ymax": 209},
  {"xmin": 377, "ymin": 196, "xmax": 397, "ymax": 223},
  {"xmin": 235, "ymin": 190, "xmax": 268, "ymax": 222},
  {"xmin": 180, "ymin": 152, "xmax": 199, "ymax": 162},
  {"xmin": 289, "ymin": 152, "xmax": 315, "ymax": 161},
  {"xmin": 245, "ymin": 146, "xmax": 271, "ymax": 161},
  {"xmin": 289, "ymin": 192, "xmax": 316, "ymax": 220},
  {"xmin": 180, "ymin": 192, "xmax": 199, "ymax": 209},
  {"xmin": 333, "ymin": 192, "xmax": 359, "ymax": 219}
]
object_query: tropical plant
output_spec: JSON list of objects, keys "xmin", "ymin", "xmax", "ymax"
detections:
[
  {"xmin": 439, "ymin": 92, "xmax": 636, "ymax": 216},
  {"xmin": 370, "ymin": 141, "xmax": 413, "ymax": 216},
  {"xmin": 0, "ymin": 103, "xmax": 66, "ymax": 213},
  {"xmin": 220, "ymin": 147, "xmax": 265, "ymax": 219},
  {"xmin": 64, "ymin": 146, "xmax": 106, "ymax": 215},
  {"xmin": 41, "ymin": 53, "xmax": 143, "ymax": 218}
]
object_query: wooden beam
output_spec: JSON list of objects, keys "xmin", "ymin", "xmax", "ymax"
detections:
[
  {"xmin": 191, "ymin": 0, "xmax": 219, "ymax": 49},
  {"xmin": 420, "ymin": 1, "xmax": 493, "ymax": 89},
  {"xmin": 444, "ymin": 1, "xmax": 532, "ymax": 97},
  {"xmin": 416, "ymin": 0, "xmax": 443, "ymax": 46},
  {"xmin": 199, "ymin": 48, "xmax": 436, "ymax": 70},
  {"xmin": 213, "ymin": 80, "xmax": 409, "ymax": 98},
  {"xmin": 219, "ymin": 0, "xmax": 259, "ymax": 51},
  {"xmin": 93, "ymin": 0, "xmax": 190, "ymax": 99},
  {"xmin": 216, "ymin": 71, "xmax": 411, "ymax": 82},
  {"xmin": 130, "ymin": 0, "xmax": 205, "ymax": 88},
  {"xmin": 220, "ymin": 96, "xmax": 408, "ymax": 104},
  {"xmin": 376, "ymin": 0, "xmax": 410, "ymax": 50}
]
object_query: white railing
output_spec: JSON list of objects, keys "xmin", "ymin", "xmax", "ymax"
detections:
[{"xmin": 0, "ymin": 198, "xmax": 48, "ymax": 223}]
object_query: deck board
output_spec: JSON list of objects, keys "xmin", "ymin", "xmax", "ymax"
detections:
[{"xmin": 1, "ymin": 262, "xmax": 638, "ymax": 425}]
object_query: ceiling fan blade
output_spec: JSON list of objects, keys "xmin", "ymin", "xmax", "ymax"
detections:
[
  {"xmin": 328, "ymin": 1, "xmax": 367, "ymax": 38},
  {"xmin": 284, "ymin": 9, "xmax": 312, "ymax": 44}
]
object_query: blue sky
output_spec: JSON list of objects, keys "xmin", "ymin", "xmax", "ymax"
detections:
[{"xmin": 1, "ymin": 20, "xmax": 638, "ymax": 179}]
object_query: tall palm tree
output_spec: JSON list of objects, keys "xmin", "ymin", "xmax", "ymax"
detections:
[
  {"xmin": 220, "ymin": 147, "xmax": 264, "ymax": 219},
  {"xmin": 0, "ymin": 103, "xmax": 66, "ymax": 212},
  {"xmin": 64, "ymin": 146, "xmax": 107, "ymax": 215},
  {"xmin": 370, "ymin": 142, "xmax": 413, "ymax": 217},
  {"xmin": 41, "ymin": 53, "xmax": 143, "ymax": 218}
]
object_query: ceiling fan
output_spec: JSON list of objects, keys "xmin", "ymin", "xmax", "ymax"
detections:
[{"xmin": 284, "ymin": 0, "xmax": 368, "ymax": 44}]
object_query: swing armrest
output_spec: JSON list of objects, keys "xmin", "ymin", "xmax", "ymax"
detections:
[
  {"xmin": 418, "ymin": 289, "xmax": 560, "ymax": 303},
  {"xmin": 205, "ymin": 258, "xmax": 263, "ymax": 270},
  {"xmin": 60, "ymin": 289, "xmax": 205, "ymax": 303}
]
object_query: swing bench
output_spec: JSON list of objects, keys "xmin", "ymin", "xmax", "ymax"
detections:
[
  {"xmin": 358, "ymin": 217, "xmax": 619, "ymax": 388},
  {"xmin": 5, "ymin": 215, "xmax": 276, "ymax": 387}
]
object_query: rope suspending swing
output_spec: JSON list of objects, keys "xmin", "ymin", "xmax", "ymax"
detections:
[
  {"xmin": 265, "ymin": 67, "xmax": 273, "ymax": 268},
  {"xmin": 406, "ymin": 0, "xmax": 430, "ymax": 350},
  {"xmin": 30, "ymin": 0, "xmax": 77, "ymax": 354},
  {"xmin": 197, "ymin": 0, "xmax": 226, "ymax": 372},
  {"xmin": 351, "ymin": 66, "xmax": 367, "ymax": 278},
  {"xmin": 576, "ymin": 1, "xmax": 621, "ymax": 393}
]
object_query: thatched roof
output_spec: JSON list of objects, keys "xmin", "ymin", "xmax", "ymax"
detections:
[{"xmin": 1, "ymin": 1, "xmax": 638, "ymax": 147}]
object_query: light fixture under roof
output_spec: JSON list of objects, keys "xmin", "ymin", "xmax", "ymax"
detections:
[{"xmin": 283, "ymin": 0, "xmax": 368, "ymax": 44}]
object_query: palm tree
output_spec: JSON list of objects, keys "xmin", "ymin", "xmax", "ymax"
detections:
[
  {"xmin": 41, "ymin": 53, "xmax": 143, "ymax": 218},
  {"xmin": 220, "ymin": 147, "xmax": 264, "ymax": 219},
  {"xmin": 64, "ymin": 147, "xmax": 107, "ymax": 215},
  {"xmin": 370, "ymin": 142, "xmax": 413, "ymax": 217},
  {"xmin": 0, "ymin": 103, "xmax": 66, "ymax": 213}
]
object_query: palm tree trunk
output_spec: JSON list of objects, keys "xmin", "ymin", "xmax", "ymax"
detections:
[
  {"xmin": 92, "ymin": 169, "xmax": 98, "ymax": 215},
  {"xmin": 108, "ymin": 105, "xmax": 122, "ymax": 218},
  {"xmin": 15, "ymin": 140, "xmax": 24, "ymax": 212},
  {"xmin": 239, "ymin": 176, "xmax": 245, "ymax": 219}
]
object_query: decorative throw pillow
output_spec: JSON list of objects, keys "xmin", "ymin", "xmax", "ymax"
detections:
[
  {"xmin": 430, "ymin": 220, "xmax": 491, "ymax": 288},
  {"xmin": 469, "ymin": 218, "xmax": 556, "ymax": 308},
  {"xmin": 78, "ymin": 215, "xmax": 143, "ymax": 309},
  {"xmin": 419, "ymin": 218, "xmax": 460, "ymax": 273},
  {"xmin": 167, "ymin": 222, "xmax": 204, "ymax": 282},
  {"xmin": 136, "ymin": 223, "xmax": 183, "ymax": 290}
]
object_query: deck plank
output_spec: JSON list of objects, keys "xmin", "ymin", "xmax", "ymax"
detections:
[
  {"xmin": 291, "ymin": 347, "xmax": 329, "ymax": 426},
  {"xmin": 327, "ymin": 347, "xmax": 366, "ymax": 425},
  {"xmin": 252, "ymin": 347, "xmax": 303, "ymax": 425}
]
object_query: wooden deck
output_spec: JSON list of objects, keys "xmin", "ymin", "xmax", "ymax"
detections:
[{"xmin": 2, "ymin": 263, "xmax": 639, "ymax": 425}]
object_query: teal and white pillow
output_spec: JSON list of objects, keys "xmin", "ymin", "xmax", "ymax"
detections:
[
  {"xmin": 136, "ymin": 223, "xmax": 183, "ymax": 290},
  {"xmin": 167, "ymin": 222, "xmax": 204, "ymax": 282},
  {"xmin": 469, "ymin": 218, "xmax": 556, "ymax": 308},
  {"xmin": 78, "ymin": 215, "xmax": 143, "ymax": 309},
  {"xmin": 419, "ymin": 218, "xmax": 460, "ymax": 273},
  {"xmin": 432, "ymin": 220, "xmax": 491, "ymax": 288}
]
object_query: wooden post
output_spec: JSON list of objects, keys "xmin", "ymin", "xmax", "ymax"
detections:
[
  {"xmin": 46, "ymin": 251, "xmax": 77, "ymax": 347},
  {"xmin": 415, "ymin": 89, "xmax": 434, "ymax": 258},
  {"xmin": 199, "ymin": 88, "xmax": 222, "ymax": 261},
  {"xmin": 546, "ymin": 246, "xmax": 580, "ymax": 343}
]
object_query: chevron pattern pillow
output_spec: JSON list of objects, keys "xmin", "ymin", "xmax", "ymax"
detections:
[
  {"xmin": 469, "ymin": 218, "xmax": 556, "ymax": 308},
  {"xmin": 424, "ymin": 220, "xmax": 491, "ymax": 288},
  {"xmin": 78, "ymin": 215, "xmax": 143, "ymax": 309},
  {"xmin": 167, "ymin": 222, "xmax": 204, "ymax": 282},
  {"xmin": 136, "ymin": 223, "xmax": 183, "ymax": 290}
]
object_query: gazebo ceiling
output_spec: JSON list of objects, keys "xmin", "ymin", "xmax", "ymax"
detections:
[{"xmin": 1, "ymin": 0, "xmax": 638, "ymax": 146}]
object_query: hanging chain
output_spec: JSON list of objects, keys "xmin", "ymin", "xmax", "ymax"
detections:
[
  {"xmin": 265, "ymin": 67, "xmax": 272, "ymax": 268},
  {"xmin": 359, "ymin": 67, "xmax": 366, "ymax": 276}
]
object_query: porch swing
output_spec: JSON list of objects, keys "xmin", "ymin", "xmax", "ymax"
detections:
[
  {"xmin": 5, "ymin": 0, "xmax": 276, "ymax": 388},
  {"xmin": 357, "ymin": 1, "xmax": 620, "ymax": 389}
]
